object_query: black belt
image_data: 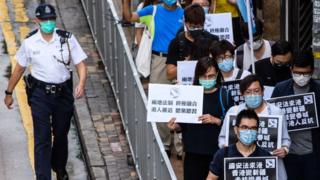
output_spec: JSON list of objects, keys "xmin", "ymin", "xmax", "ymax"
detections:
[
  {"xmin": 152, "ymin": 50, "xmax": 167, "ymax": 57},
  {"xmin": 31, "ymin": 76, "xmax": 69, "ymax": 94}
]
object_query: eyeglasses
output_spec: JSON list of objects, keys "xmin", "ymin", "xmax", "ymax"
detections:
[
  {"xmin": 292, "ymin": 72, "xmax": 312, "ymax": 77},
  {"xmin": 244, "ymin": 88, "xmax": 262, "ymax": 95},
  {"xmin": 273, "ymin": 61, "xmax": 291, "ymax": 68},
  {"xmin": 216, "ymin": 55, "xmax": 233, "ymax": 63},
  {"xmin": 238, "ymin": 125, "xmax": 258, "ymax": 130}
]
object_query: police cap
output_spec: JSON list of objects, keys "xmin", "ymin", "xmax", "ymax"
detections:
[{"xmin": 35, "ymin": 3, "xmax": 57, "ymax": 19}]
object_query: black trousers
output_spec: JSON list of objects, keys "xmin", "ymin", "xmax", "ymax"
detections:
[
  {"xmin": 184, "ymin": 152, "xmax": 213, "ymax": 180},
  {"xmin": 284, "ymin": 153, "xmax": 320, "ymax": 180},
  {"xmin": 29, "ymin": 86, "xmax": 74, "ymax": 180}
]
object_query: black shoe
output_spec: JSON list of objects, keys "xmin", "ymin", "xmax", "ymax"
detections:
[{"xmin": 56, "ymin": 169, "xmax": 69, "ymax": 180}]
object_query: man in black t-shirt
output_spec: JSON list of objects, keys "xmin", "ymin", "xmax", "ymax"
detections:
[
  {"xmin": 166, "ymin": 3, "xmax": 219, "ymax": 81},
  {"xmin": 207, "ymin": 109, "xmax": 271, "ymax": 180},
  {"xmin": 248, "ymin": 40, "xmax": 293, "ymax": 86}
]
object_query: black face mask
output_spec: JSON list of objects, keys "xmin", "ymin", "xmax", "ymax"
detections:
[
  {"xmin": 273, "ymin": 63, "xmax": 291, "ymax": 81},
  {"xmin": 188, "ymin": 28, "xmax": 204, "ymax": 40}
]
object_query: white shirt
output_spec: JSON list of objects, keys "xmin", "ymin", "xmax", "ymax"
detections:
[
  {"xmin": 16, "ymin": 29, "xmax": 87, "ymax": 83},
  {"xmin": 242, "ymin": 39, "xmax": 272, "ymax": 70},
  {"xmin": 223, "ymin": 67, "xmax": 251, "ymax": 82}
]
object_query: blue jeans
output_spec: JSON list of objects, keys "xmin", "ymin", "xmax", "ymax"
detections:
[{"xmin": 29, "ymin": 87, "xmax": 74, "ymax": 180}]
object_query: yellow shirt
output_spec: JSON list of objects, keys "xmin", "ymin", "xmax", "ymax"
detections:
[{"xmin": 213, "ymin": 0, "xmax": 239, "ymax": 18}]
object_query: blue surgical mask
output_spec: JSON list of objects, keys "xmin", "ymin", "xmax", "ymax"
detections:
[
  {"xmin": 40, "ymin": 20, "xmax": 56, "ymax": 34},
  {"xmin": 199, "ymin": 79, "xmax": 216, "ymax": 90},
  {"xmin": 218, "ymin": 58, "xmax": 234, "ymax": 72},
  {"xmin": 244, "ymin": 95, "xmax": 263, "ymax": 109},
  {"xmin": 203, "ymin": 6, "xmax": 209, "ymax": 14},
  {"xmin": 162, "ymin": 0, "xmax": 177, "ymax": 6},
  {"xmin": 239, "ymin": 129, "xmax": 257, "ymax": 145}
]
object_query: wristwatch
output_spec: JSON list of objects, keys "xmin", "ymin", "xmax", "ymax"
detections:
[{"xmin": 5, "ymin": 90, "xmax": 13, "ymax": 95}]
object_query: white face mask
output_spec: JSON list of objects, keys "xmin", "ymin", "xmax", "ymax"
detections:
[
  {"xmin": 292, "ymin": 73, "xmax": 312, "ymax": 87},
  {"xmin": 247, "ymin": 39, "xmax": 263, "ymax": 50}
]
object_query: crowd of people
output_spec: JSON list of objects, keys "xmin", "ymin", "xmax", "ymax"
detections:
[{"xmin": 122, "ymin": 0, "xmax": 320, "ymax": 179}]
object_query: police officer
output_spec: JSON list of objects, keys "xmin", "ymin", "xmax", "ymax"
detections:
[{"xmin": 4, "ymin": 3, "xmax": 87, "ymax": 180}]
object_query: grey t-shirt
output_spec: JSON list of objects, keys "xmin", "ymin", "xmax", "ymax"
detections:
[{"xmin": 290, "ymin": 84, "xmax": 313, "ymax": 155}]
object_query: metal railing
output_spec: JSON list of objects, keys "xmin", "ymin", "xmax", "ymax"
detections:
[{"xmin": 80, "ymin": 0, "xmax": 177, "ymax": 179}]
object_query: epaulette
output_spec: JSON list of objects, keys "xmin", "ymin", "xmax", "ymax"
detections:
[
  {"xmin": 56, "ymin": 29, "xmax": 72, "ymax": 39},
  {"xmin": 25, "ymin": 29, "xmax": 38, "ymax": 39}
]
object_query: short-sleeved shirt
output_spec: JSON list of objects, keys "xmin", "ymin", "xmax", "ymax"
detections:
[
  {"xmin": 214, "ymin": 0, "xmax": 239, "ymax": 18},
  {"xmin": 223, "ymin": 67, "xmax": 251, "ymax": 82},
  {"xmin": 209, "ymin": 144, "xmax": 271, "ymax": 179},
  {"xmin": 166, "ymin": 31, "xmax": 219, "ymax": 65},
  {"xmin": 16, "ymin": 29, "xmax": 87, "ymax": 83},
  {"xmin": 137, "ymin": 5, "xmax": 184, "ymax": 53}
]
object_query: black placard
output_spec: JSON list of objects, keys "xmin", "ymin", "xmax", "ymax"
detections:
[
  {"xmin": 226, "ymin": 115, "xmax": 282, "ymax": 152},
  {"xmin": 224, "ymin": 156, "xmax": 278, "ymax": 180},
  {"xmin": 267, "ymin": 92, "xmax": 319, "ymax": 131},
  {"xmin": 222, "ymin": 80, "xmax": 244, "ymax": 105}
]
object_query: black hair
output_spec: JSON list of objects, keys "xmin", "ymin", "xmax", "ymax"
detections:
[
  {"xmin": 271, "ymin": 40, "xmax": 293, "ymax": 56},
  {"xmin": 235, "ymin": 109, "xmax": 259, "ymax": 127},
  {"xmin": 291, "ymin": 50, "xmax": 314, "ymax": 69},
  {"xmin": 210, "ymin": 40, "xmax": 235, "ymax": 61},
  {"xmin": 184, "ymin": 3, "xmax": 205, "ymax": 26},
  {"xmin": 241, "ymin": 18, "xmax": 264, "ymax": 40},
  {"xmin": 193, "ymin": 56, "xmax": 222, "ymax": 87},
  {"xmin": 239, "ymin": 74, "xmax": 264, "ymax": 94}
]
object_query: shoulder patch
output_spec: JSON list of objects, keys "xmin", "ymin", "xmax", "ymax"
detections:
[
  {"xmin": 56, "ymin": 29, "xmax": 72, "ymax": 38},
  {"xmin": 26, "ymin": 29, "xmax": 38, "ymax": 39}
]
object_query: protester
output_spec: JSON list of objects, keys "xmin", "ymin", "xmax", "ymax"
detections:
[
  {"xmin": 218, "ymin": 74, "xmax": 291, "ymax": 180},
  {"xmin": 236, "ymin": 19, "xmax": 273, "ymax": 70},
  {"xmin": 123, "ymin": 0, "xmax": 184, "ymax": 157},
  {"xmin": 166, "ymin": 3, "xmax": 219, "ymax": 81},
  {"xmin": 271, "ymin": 50, "xmax": 320, "ymax": 180},
  {"xmin": 167, "ymin": 57, "xmax": 234, "ymax": 180},
  {"xmin": 207, "ymin": 109, "xmax": 271, "ymax": 180},
  {"xmin": 210, "ymin": 40, "xmax": 251, "ymax": 82},
  {"xmin": 210, "ymin": 0, "xmax": 244, "ymax": 47},
  {"xmin": 249, "ymin": 40, "xmax": 293, "ymax": 86}
]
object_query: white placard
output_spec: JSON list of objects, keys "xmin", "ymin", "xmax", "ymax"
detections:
[
  {"xmin": 263, "ymin": 86, "xmax": 275, "ymax": 100},
  {"xmin": 204, "ymin": 13, "xmax": 234, "ymax": 43},
  {"xmin": 177, "ymin": 60, "xmax": 197, "ymax": 85},
  {"xmin": 147, "ymin": 84, "xmax": 203, "ymax": 123}
]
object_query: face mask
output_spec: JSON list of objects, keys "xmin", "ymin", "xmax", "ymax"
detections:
[
  {"xmin": 292, "ymin": 73, "xmax": 312, "ymax": 87},
  {"xmin": 239, "ymin": 129, "xmax": 257, "ymax": 145},
  {"xmin": 40, "ymin": 20, "xmax": 56, "ymax": 34},
  {"xmin": 248, "ymin": 39, "xmax": 263, "ymax": 50},
  {"xmin": 188, "ymin": 28, "xmax": 204, "ymax": 39},
  {"xmin": 203, "ymin": 6, "xmax": 209, "ymax": 14},
  {"xmin": 199, "ymin": 79, "xmax": 216, "ymax": 90},
  {"xmin": 244, "ymin": 95, "xmax": 263, "ymax": 109},
  {"xmin": 218, "ymin": 58, "xmax": 234, "ymax": 72},
  {"xmin": 162, "ymin": 0, "xmax": 177, "ymax": 6}
]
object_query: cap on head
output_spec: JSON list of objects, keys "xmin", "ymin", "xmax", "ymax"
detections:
[{"xmin": 35, "ymin": 3, "xmax": 57, "ymax": 19}]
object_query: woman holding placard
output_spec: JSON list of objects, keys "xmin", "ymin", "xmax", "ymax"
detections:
[{"xmin": 168, "ymin": 57, "xmax": 234, "ymax": 180}]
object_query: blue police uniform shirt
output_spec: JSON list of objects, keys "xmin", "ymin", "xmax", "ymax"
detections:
[
  {"xmin": 16, "ymin": 28, "xmax": 87, "ymax": 84},
  {"xmin": 137, "ymin": 5, "xmax": 184, "ymax": 54},
  {"xmin": 209, "ymin": 144, "xmax": 271, "ymax": 179}
]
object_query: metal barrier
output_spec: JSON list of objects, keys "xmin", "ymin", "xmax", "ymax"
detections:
[{"xmin": 80, "ymin": 0, "xmax": 177, "ymax": 179}]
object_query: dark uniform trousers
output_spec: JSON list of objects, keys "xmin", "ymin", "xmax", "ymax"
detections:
[{"xmin": 29, "ymin": 85, "xmax": 74, "ymax": 180}]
